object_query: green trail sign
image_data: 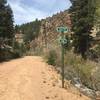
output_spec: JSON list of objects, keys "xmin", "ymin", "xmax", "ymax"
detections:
[
  {"xmin": 58, "ymin": 36, "xmax": 68, "ymax": 45},
  {"xmin": 56, "ymin": 27, "xmax": 69, "ymax": 33},
  {"xmin": 56, "ymin": 26, "xmax": 69, "ymax": 88}
]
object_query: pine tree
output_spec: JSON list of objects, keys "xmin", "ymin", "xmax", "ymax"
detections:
[
  {"xmin": 18, "ymin": 19, "xmax": 41, "ymax": 43},
  {"xmin": 0, "ymin": 0, "xmax": 14, "ymax": 45},
  {"xmin": 6, "ymin": 5, "xmax": 14, "ymax": 39},
  {"xmin": 69, "ymin": 0, "xmax": 96, "ymax": 59},
  {"xmin": 95, "ymin": 0, "xmax": 100, "ymax": 32},
  {"xmin": 0, "ymin": 0, "xmax": 7, "ymax": 38}
]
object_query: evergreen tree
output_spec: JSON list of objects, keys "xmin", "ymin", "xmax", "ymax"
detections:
[
  {"xmin": 0, "ymin": 0, "xmax": 14, "ymax": 44},
  {"xmin": 15, "ymin": 25, "xmax": 20, "ymax": 33},
  {"xmin": 17, "ymin": 19, "xmax": 41, "ymax": 43},
  {"xmin": 6, "ymin": 5, "xmax": 14, "ymax": 39},
  {"xmin": 69, "ymin": 0, "xmax": 96, "ymax": 59},
  {"xmin": 95, "ymin": 0, "xmax": 100, "ymax": 32}
]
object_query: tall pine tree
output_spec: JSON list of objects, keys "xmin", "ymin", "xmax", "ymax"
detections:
[
  {"xmin": 69, "ymin": 0, "xmax": 96, "ymax": 59},
  {"xmin": 0, "ymin": 0, "xmax": 14, "ymax": 45},
  {"xmin": 95, "ymin": 0, "xmax": 100, "ymax": 33}
]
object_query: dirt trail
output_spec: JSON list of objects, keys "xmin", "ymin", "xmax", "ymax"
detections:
[{"xmin": 0, "ymin": 56, "xmax": 90, "ymax": 100}]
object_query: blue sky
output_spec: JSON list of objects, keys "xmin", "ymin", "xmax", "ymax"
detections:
[{"xmin": 8, "ymin": 0, "xmax": 71, "ymax": 25}]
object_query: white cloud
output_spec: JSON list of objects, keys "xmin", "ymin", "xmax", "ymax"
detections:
[
  {"xmin": 8, "ymin": 0, "xmax": 49, "ymax": 24},
  {"xmin": 8, "ymin": 0, "xmax": 71, "ymax": 25},
  {"xmin": 32, "ymin": 0, "xmax": 57, "ymax": 7}
]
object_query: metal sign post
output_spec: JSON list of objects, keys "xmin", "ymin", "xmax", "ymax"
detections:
[
  {"xmin": 57, "ymin": 27, "xmax": 68, "ymax": 88},
  {"xmin": 61, "ymin": 31, "xmax": 65, "ymax": 88}
]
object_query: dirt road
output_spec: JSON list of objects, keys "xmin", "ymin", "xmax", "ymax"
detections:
[{"xmin": 0, "ymin": 56, "xmax": 90, "ymax": 100}]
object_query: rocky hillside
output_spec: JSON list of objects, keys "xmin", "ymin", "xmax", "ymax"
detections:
[{"xmin": 31, "ymin": 10, "xmax": 72, "ymax": 51}]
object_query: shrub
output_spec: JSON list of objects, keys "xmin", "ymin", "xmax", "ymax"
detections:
[
  {"xmin": 13, "ymin": 42, "xmax": 26, "ymax": 56},
  {"xmin": 91, "ymin": 64, "xmax": 100, "ymax": 91},
  {"xmin": 64, "ymin": 52, "xmax": 100, "ymax": 90},
  {"xmin": 46, "ymin": 50, "xmax": 57, "ymax": 66},
  {"xmin": 0, "ymin": 48, "xmax": 20, "ymax": 62}
]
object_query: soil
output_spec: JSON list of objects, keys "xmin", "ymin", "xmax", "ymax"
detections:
[{"xmin": 0, "ymin": 56, "xmax": 91, "ymax": 100}]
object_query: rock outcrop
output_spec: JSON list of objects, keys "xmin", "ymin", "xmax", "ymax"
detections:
[{"xmin": 32, "ymin": 10, "xmax": 72, "ymax": 51}]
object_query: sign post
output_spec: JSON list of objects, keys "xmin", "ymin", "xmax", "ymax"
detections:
[{"xmin": 57, "ymin": 26, "xmax": 68, "ymax": 88}]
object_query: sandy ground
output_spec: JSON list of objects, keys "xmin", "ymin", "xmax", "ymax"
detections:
[{"xmin": 0, "ymin": 56, "xmax": 91, "ymax": 100}]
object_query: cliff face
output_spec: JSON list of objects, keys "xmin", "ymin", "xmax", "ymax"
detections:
[{"xmin": 33, "ymin": 10, "xmax": 72, "ymax": 50}]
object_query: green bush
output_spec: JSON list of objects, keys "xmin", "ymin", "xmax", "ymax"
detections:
[
  {"xmin": 0, "ymin": 48, "xmax": 20, "ymax": 62},
  {"xmin": 13, "ymin": 42, "xmax": 26, "ymax": 56},
  {"xmin": 64, "ymin": 52, "xmax": 100, "ymax": 90},
  {"xmin": 95, "ymin": 44, "xmax": 100, "ymax": 57},
  {"xmin": 46, "ymin": 50, "xmax": 57, "ymax": 66},
  {"xmin": 12, "ymin": 50, "xmax": 21, "ymax": 58}
]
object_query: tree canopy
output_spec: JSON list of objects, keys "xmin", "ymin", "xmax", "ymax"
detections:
[
  {"xmin": 15, "ymin": 19, "xmax": 41, "ymax": 43},
  {"xmin": 0, "ymin": 0, "xmax": 14, "ymax": 40},
  {"xmin": 69, "ymin": 0, "xmax": 96, "ymax": 58}
]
